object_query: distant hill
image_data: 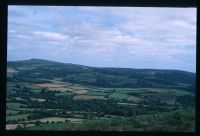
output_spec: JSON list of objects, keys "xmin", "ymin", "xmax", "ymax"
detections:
[{"xmin": 7, "ymin": 59, "xmax": 195, "ymax": 92}]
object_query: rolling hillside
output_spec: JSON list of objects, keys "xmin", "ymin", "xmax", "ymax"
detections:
[{"xmin": 7, "ymin": 59, "xmax": 195, "ymax": 92}]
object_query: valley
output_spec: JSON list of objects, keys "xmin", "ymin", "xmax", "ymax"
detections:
[{"xmin": 6, "ymin": 59, "xmax": 195, "ymax": 131}]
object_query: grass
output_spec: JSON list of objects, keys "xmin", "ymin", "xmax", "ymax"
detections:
[
  {"xmin": 73, "ymin": 95, "xmax": 106, "ymax": 100},
  {"xmin": 162, "ymin": 99, "xmax": 175, "ymax": 105},
  {"xmin": 109, "ymin": 93, "xmax": 128, "ymax": 100},
  {"xmin": 6, "ymin": 109, "xmax": 20, "ymax": 115},
  {"xmin": 29, "ymin": 89, "xmax": 42, "ymax": 93},
  {"xmin": 167, "ymin": 89, "xmax": 194, "ymax": 96},
  {"xmin": 87, "ymin": 91, "xmax": 108, "ymax": 96},
  {"xmin": 17, "ymin": 108, "xmax": 62, "ymax": 112},
  {"xmin": 24, "ymin": 123, "xmax": 79, "ymax": 130},
  {"xmin": 55, "ymin": 92, "xmax": 73, "ymax": 96},
  {"xmin": 6, "ymin": 103, "xmax": 27, "ymax": 109},
  {"xmin": 37, "ymin": 117, "xmax": 68, "ymax": 123},
  {"xmin": 115, "ymin": 88, "xmax": 149, "ymax": 94},
  {"xmin": 6, "ymin": 114, "xmax": 30, "ymax": 121},
  {"xmin": 34, "ymin": 83, "xmax": 67, "ymax": 88},
  {"xmin": 114, "ymin": 88, "xmax": 194, "ymax": 97}
]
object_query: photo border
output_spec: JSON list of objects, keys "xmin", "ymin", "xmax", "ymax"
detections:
[{"xmin": 1, "ymin": 0, "xmax": 199, "ymax": 136}]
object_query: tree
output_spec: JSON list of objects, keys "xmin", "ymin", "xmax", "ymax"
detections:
[
  {"xmin": 16, "ymin": 125, "xmax": 22, "ymax": 130},
  {"xmin": 41, "ymin": 88, "xmax": 47, "ymax": 94},
  {"xmin": 51, "ymin": 121, "xmax": 55, "ymax": 124},
  {"xmin": 35, "ymin": 120, "xmax": 41, "ymax": 126},
  {"xmin": 65, "ymin": 119, "xmax": 70, "ymax": 123},
  {"xmin": 23, "ymin": 122, "xmax": 28, "ymax": 128},
  {"xmin": 15, "ymin": 84, "xmax": 21, "ymax": 89}
]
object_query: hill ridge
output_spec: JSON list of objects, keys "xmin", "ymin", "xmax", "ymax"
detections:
[{"xmin": 7, "ymin": 58, "xmax": 195, "ymax": 74}]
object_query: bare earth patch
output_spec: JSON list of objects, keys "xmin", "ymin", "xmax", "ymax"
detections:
[
  {"xmin": 37, "ymin": 117, "xmax": 67, "ymax": 123},
  {"xmin": 6, "ymin": 124, "xmax": 22, "ymax": 130}
]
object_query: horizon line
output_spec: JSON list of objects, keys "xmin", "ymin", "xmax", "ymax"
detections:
[{"xmin": 7, "ymin": 58, "xmax": 196, "ymax": 74}]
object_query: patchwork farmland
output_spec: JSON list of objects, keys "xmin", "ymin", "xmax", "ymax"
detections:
[{"xmin": 6, "ymin": 59, "xmax": 195, "ymax": 131}]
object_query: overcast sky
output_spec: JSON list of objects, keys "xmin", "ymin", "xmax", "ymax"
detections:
[{"xmin": 8, "ymin": 6, "xmax": 196, "ymax": 72}]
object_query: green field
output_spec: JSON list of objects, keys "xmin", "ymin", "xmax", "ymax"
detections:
[
  {"xmin": 55, "ymin": 92, "xmax": 74, "ymax": 96},
  {"xmin": 7, "ymin": 103, "xmax": 27, "ymax": 109},
  {"xmin": 6, "ymin": 109, "xmax": 20, "ymax": 115},
  {"xmin": 87, "ymin": 91, "xmax": 108, "ymax": 96},
  {"xmin": 24, "ymin": 123, "xmax": 79, "ymax": 130},
  {"xmin": 109, "ymin": 93, "xmax": 128, "ymax": 100},
  {"xmin": 6, "ymin": 114, "xmax": 30, "ymax": 121}
]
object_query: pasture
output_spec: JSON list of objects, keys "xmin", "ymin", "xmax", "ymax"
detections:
[
  {"xmin": 87, "ymin": 91, "xmax": 108, "ymax": 96},
  {"xmin": 109, "ymin": 93, "xmax": 128, "ymax": 100},
  {"xmin": 37, "ymin": 117, "xmax": 67, "ymax": 123},
  {"xmin": 73, "ymin": 95, "xmax": 106, "ymax": 100},
  {"xmin": 7, "ymin": 103, "xmax": 27, "ymax": 109},
  {"xmin": 34, "ymin": 83, "xmax": 67, "ymax": 88},
  {"xmin": 6, "ymin": 109, "xmax": 20, "ymax": 115},
  {"xmin": 140, "ymin": 92, "xmax": 176, "ymax": 100},
  {"xmin": 6, "ymin": 114, "xmax": 30, "ymax": 121}
]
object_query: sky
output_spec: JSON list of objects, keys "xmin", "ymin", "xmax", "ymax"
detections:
[{"xmin": 8, "ymin": 6, "xmax": 196, "ymax": 72}]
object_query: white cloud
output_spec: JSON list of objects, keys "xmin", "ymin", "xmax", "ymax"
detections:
[
  {"xmin": 17, "ymin": 34, "xmax": 30, "ymax": 39},
  {"xmin": 33, "ymin": 31, "xmax": 67, "ymax": 41},
  {"xmin": 9, "ymin": 30, "xmax": 16, "ymax": 33}
]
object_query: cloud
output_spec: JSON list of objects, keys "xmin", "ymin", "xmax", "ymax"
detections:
[
  {"xmin": 7, "ymin": 6, "xmax": 196, "ymax": 72},
  {"xmin": 9, "ymin": 30, "xmax": 16, "ymax": 33},
  {"xmin": 33, "ymin": 31, "xmax": 67, "ymax": 41},
  {"xmin": 16, "ymin": 34, "xmax": 30, "ymax": 39}
]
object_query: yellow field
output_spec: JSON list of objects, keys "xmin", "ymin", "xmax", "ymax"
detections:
[
  {"xmin": 37, "ymin": 117, "xmax": 67, "ymax": 123},
  {"xmin": 6, "ymin": 124, "xmax": 22, "ymax": 130},
  {"xmin": 74, "ymin": 90, "xmax": 88, "ymax": 94},
  {"xmin": 7, "ymin": 68, "xmax": 17, "ymax": 73},
  {"xmin": 127, "ymin": 96, "xmax": 141, "ymax": 102},
  {"xmin": 34, "ymin": 83, "xmax": 67, "ymax": 88},
  {"xmin": 34, "ymin": 82, "xmax": 92, "ymax": 94},
  {"xmin": 48, "ymin": 87, "xmax": 68, "ymax": 92},
  {"xmin": 6, "ymin": 124, "xmax": 34, "ymax": 130}
]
